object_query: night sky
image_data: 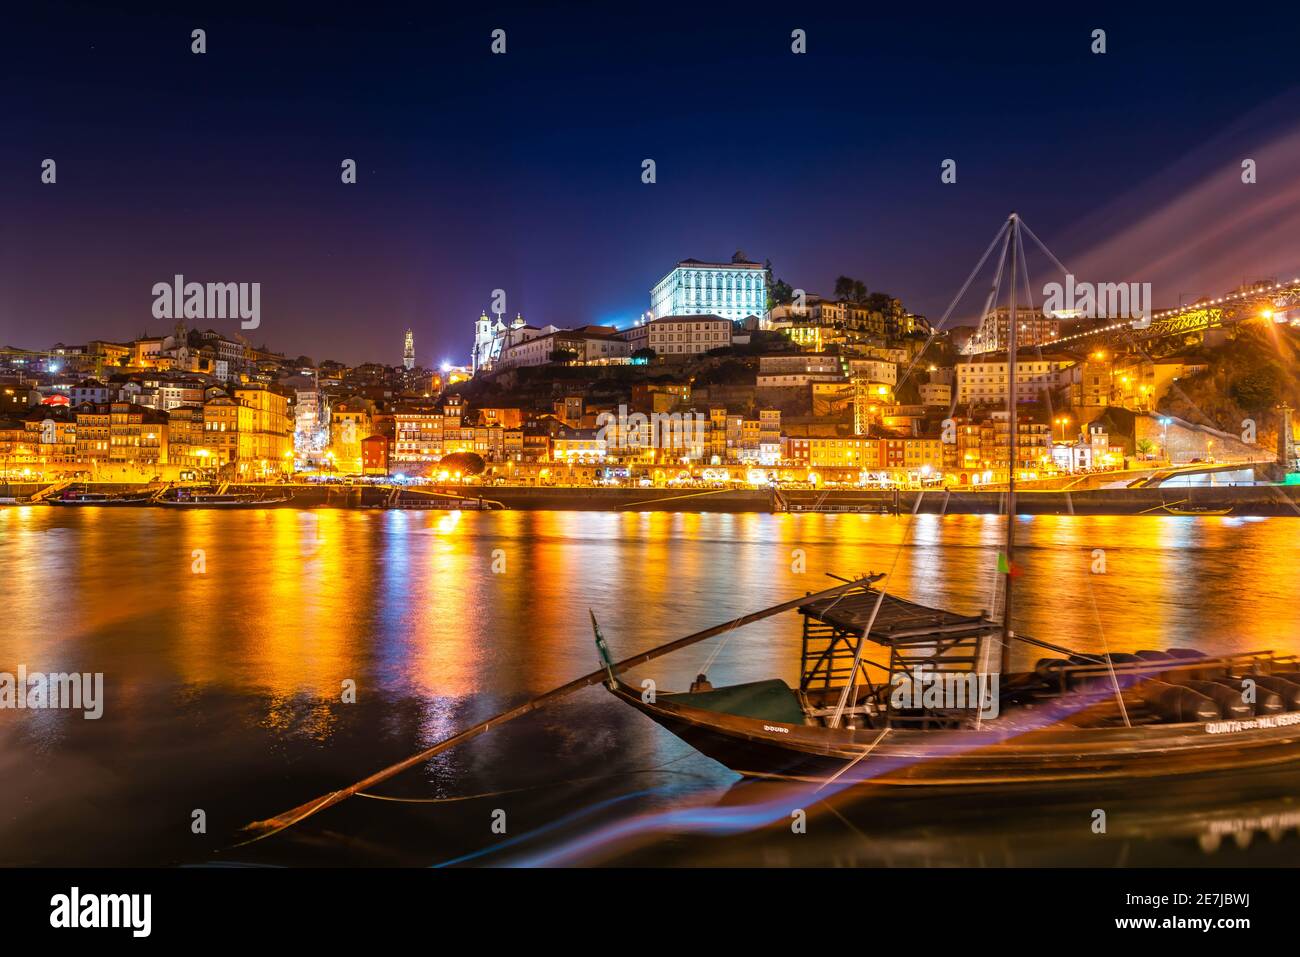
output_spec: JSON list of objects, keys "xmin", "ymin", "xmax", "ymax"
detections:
[{"xmin": 3, "ymin": 2, "xmax": 1300, "ymax": 366}]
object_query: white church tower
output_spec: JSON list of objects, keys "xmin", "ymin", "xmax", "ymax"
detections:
[{"xmin": 472, "ymin": 311, "xmax": 500, "ymax": 374}]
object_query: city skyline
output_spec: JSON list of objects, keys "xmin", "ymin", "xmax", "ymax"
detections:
[{"xmin": 6, "ymin": 5, "xmax": 1300, "ymax": 365}]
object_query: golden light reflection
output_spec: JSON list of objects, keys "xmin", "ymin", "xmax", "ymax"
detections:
[{"xmin": 4, "ymin": 509, "xmax": 1297, "ymax": 749}]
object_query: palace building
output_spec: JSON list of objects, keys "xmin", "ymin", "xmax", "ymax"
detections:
[{"xmin": 649, "ymin": 252, "xmax": 768, "ymax": 324}]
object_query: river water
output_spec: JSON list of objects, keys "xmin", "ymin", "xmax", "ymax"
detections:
[{"xmin": 2, "ymin": 507, "xmax": 1299, "ymax": 866}]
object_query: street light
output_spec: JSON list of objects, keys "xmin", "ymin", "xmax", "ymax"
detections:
[{"xmin": 1054, "ymin": 415, "xmax": 1071, "ymax": 441}]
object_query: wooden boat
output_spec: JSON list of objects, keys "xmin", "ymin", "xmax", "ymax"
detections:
[
  {"xmin": 364, "ymin": 495, "xmax": 504, "ymax": 511},
  {"xmin": 604, "ymin": 582, "xmax": 1300, "ymax": 787},
  {"xmin": 48, "ymin": 489, "xmax": 154, "ymax": 506},
  {"xmin": 1162, "ymin": 480, "xmax": 1232, "ymax": 516},
  {"xmin": 1163, "ymin": 503, "xmax": 1232, "ymax": 516},
  {"xmin": 156, "ymin": 488, "xmax": 292, "ymax": 508}
]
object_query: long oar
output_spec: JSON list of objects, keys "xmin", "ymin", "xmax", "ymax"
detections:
[{"xmin": 241, "ymin": 574, "xmax": 883, "ymax": 841}]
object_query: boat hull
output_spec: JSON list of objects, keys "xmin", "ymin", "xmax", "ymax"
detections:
[
  {"xmin": 48, "ymin": 497, "xmax": 153, "ymax": 506},
  {"xmin": 609, "ymin": 681, "xmax": 1300, "ymax": 787},
  {"xmin": 156, "ymin": 498, "xmax": 290, "ymax": 508}
]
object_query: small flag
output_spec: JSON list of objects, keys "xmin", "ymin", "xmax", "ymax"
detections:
[
  {"xmin": 997, "ymin": 552, "xmax": 1022, "ymax": 577},
  {"xmin": 590, "ymin": 609, "xmax": 616, "ymax": 684}
]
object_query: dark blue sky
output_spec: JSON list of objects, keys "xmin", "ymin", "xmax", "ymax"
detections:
[{"xmin": 3, "ymin": 2, "xmax": 1300, "ymax": 365}]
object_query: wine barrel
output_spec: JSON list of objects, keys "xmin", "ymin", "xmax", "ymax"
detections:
[
  {"xmin": 1235, "ymin": 675, "xmax": 1300, "ymax": 712},
  {"xmin": 1146, "ymin": 684, "xmax": 1220, "ymax": 723},
  {"xmin": 1180, "ymin": 681, "xmax": 1253, "ymax": 719},
  {"xmin": 1034, "ymin": 658, "xmax": 1071, "ymax": 683}
]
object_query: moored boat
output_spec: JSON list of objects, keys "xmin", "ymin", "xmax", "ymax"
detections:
[
  {"xmin": 1163, "ymin": 503, "xmax": 1233, "ymax": 516},
  {"xmin": 603, "ymin": 582, "xmax": 1300, "ymax": 787},
  {"xmin": 156, "ymin": 487, "xmax": 292, "ymax": 507},
  {"xmin": 48, "ymin": 489, "xmax": 154, "ymax": 506}
]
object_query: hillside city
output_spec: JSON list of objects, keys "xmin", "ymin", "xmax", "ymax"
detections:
[{"xmin": 3, "ymin": 252, "xmax": 1299, "ymax": 489}]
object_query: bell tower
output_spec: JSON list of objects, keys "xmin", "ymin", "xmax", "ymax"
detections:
[{"xmin": 473, "ymin": 311, "xmax": 496, "ymax": 374}]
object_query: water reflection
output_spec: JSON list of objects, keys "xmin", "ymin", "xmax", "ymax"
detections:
[{"xmin": 1, "ymin": 508, "xmax": 1298, "ymax": 865}]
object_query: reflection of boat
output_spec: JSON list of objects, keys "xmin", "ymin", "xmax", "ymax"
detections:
[
  {"xmin": 48, "ymin": 489, "xmax": 154, "ymax": 506},
  {"xmin": 615, "ymin": 766, "xmax": 1300, "ymax": 867},
  {"xmin": 156, "ymin": 487, "xmax": 292, "ymax": 508}
]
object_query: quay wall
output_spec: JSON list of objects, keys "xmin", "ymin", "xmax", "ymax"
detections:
[{"xmin": 5, "ymin": 482, "xmax": 1299, "ymax": 515}]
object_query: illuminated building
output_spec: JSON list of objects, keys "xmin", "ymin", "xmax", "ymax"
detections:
[
  {"xmin": 109, "ymin": 401, "xmax": 169, "ymax": 468},
  {"xmin": 967, "ymin": 307, "xmax": 1061, "ymax": 354},
  {"xmin": 496, "ymin": 326, "xmax": 629, "ymax": 370},
  {"xmin": 919, "ymin": 382, "xmax": 951, "ymax": 406},
  {"xmin": 21, "ymin": 410, "xmax": 77, "ymax": 465},
  {"xmin": 71, "ymin": 379, "xmax": 111, "ymax": 405},
  {"xmin": 551, "ymin": 428, "xmax": 606, "ymax": 462},
  {"xmin": 203, "ymin": 396, "xmax": 254, "ymax": 470},
  {"xmin": 232, "ymin": 384, "xmax": 294, "ymax": 471},
  {"xmin": 758, "ymin": 355, "xmax": 843, "ymax": 376},
  {"xmin": 649, "ymin": 253, "xmax": 768, "ymax": 324},
  {"xmin": 166, "ymin": 406, "xmax": 205, "ymax": 467},
  {"xmin": 756, "ymin": 371, "xmax": 844, "ymax": 388},
  {"xmin": 329, "ymin": 398, "xmax": 374, "ymax": 473},
  {"xmin": 403, "ymin": 329, "xmax": 415, "ymax": 371},
  {"xmin": 361, "ymin": 434, "xmax": 390, "ymax": 475},
  {"xmin": 73, "ymin": 404, "xmax": 111, "ymax": 465},
  {"xmin": 771, "ymin": 297, "xmax": 922, "ymax": 346},
  {"xmin": 955, "ymin": 353, "xmax": 1077, "ymax": 407},
  {"xmin": 392, "ymin": 408, "xmax": 445, "ymax": 462},
  {"xmin": 618, "ymin": 315, "xmax": 732, "ymax": 357},
  {"xmin": 472, "ymin": 311, "xmax": 555, "ymax": 374},
  {"xmin": 807, "ymin": 436, "xmax": 882, "ymax": 469}
]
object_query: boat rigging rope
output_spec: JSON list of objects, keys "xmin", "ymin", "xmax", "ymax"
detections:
[
  {"xmin": 828, "ymin": 501, "xmax": 927, "ymax": 728},
  {"xmin": 1014, "ymin": 221, "xmax": 1132, "ymax": 727},
  {"xmin": 817, "ymin": 727, "xmax": 892, "ymax": 791},
  {"xmin": 698, "ymin": 568, "xmax": 865, "ymax": 676},
  {"xmin": 820, "ymin": 228, "xmax": 1017, "ymax": 732}
]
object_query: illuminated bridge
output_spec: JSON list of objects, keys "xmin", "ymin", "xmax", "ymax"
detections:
[{"xmin": 1054, "ymin": 276, "xmax": 1300, "ymax": 351}]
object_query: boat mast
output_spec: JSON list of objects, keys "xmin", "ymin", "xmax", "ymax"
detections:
[{"xmin": 1002, "ymin": 213, "xmax": 1018, "ymax": 674}]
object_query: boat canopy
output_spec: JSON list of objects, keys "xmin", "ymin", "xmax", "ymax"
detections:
[{"xmin": 799, "ymin": 587, "xmax": 994, "ymax": 647}]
